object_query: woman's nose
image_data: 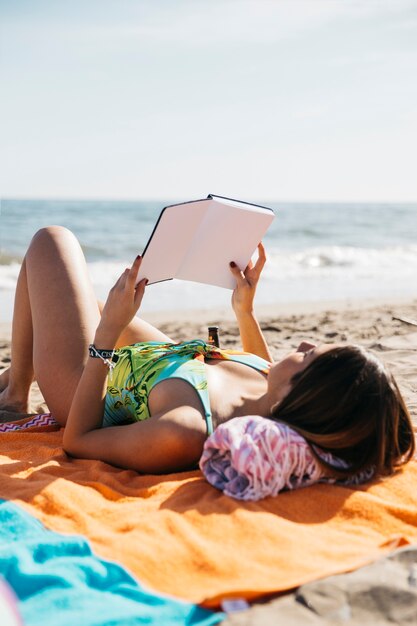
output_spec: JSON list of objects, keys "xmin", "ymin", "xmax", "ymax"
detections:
[{"xmin": 296, "ymin": 341, "xmax": 317, "ymax": 353}]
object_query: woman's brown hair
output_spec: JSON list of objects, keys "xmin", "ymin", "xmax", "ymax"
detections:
[{"xmin": 270, "ymin": 345, "xmax": 415, "ymax": 478}]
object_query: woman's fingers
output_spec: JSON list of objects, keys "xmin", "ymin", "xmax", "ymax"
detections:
[
  {"xmin": 134, "ymin": 278, "xmax": 148, "ymax": 306},
  {"xmin": 252, "ymin": 242, "xmax": 267, "ymax": 275},
  {"xmin": 115, "ymin": 256, "xmax": 144, "ymax": 295},
  {"xmin": 234, "ymin": 243, "xmax": 267, "ymax": 280},
  {"xmin": 258, "ymin": 241, "xmax": 266, "ymax": 259},
  {"xmin": 126, "ymin": 255, "xmax": 142, "ymax": 287},
  {"xmin": 112, "ymin": 267, "xmax": 130, "ymax": 291},
  {"xmin": 109, "ymin": 256, "xmax": 145, "ymax": 303},
  {"xmin": 229, "ymin": 261, "xmax": 247, "ymax": 286},
  {"xmin": 255, "ymin": 242, "xmax": 266, "ymax": 265},
  {"xmin": 129, "ymin": 257, "xmax": 147, "ymax": 308}
]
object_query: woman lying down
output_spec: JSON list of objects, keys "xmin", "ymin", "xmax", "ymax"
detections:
[{"xmin": 0, "ymin": 227, "xmax": 414, "ymax": 500}]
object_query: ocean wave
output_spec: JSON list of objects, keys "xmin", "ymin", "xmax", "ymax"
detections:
[
  {"xmin": 264, "ymin": 245, "xmax": 417, "ymax": 277},
  {"xmin": 2, "ymin": 246, "xmax": 417, "ymax": 290},
  {"xmin": 0, "ymin": 262, "xmax": 21, "ymax": 289},
  {"xmin": 1, "ymin": 246, "xmax": 417, "ymax": 314}
]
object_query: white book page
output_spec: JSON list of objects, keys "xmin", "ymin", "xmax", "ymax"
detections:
[
  {"xmin": 176, "ymin": 199, "xmax": 275, "ymax": 289},
  {"xmin": 137, "ymin": 200, "xmax": 209, "ymax": 284}
]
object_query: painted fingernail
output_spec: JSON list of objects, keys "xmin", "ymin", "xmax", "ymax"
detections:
[
  {"xmin": 136, "ymin": 255, "xmax": 141, "ymax": 260},
  {"xmin": 230, "ymin": 261, "xmax": 236, "ymax": 268}
]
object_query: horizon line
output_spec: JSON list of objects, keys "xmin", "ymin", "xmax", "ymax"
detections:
[{"xmin": 2, "ymin": 195, "xmax": 417, "ymax": 206}]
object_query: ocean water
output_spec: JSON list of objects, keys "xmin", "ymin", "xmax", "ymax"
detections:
[{"xmin": 1, "ymin": 198, "xmax": 417, "ymax": 322}]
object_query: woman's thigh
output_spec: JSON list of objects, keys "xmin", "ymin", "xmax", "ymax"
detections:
[
  {"xmin": 26, "ymin": 226, "xmax": 101, "ymax": 422},
  {"xmin": 96, "ymin": 301, "xmax": 173, "ymax": 345}
]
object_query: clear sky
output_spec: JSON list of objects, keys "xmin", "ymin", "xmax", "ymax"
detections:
[{"xmin": 1, "ymin": 0, "xmax": 416, "ymax": 202}]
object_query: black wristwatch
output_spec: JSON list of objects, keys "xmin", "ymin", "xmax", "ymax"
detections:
[{"xmin": 88, "ymin": 344, "xmax": 118, "ymax": 361}]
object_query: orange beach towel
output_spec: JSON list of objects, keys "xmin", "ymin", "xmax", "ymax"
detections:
[{"xmin": 1, "ymin": 425, "xmax": 417, "ymax": 607}]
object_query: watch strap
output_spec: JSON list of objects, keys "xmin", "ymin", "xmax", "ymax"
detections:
[{"xmin": 88, "ymin": 344, "xmax": 118, "ymax": 360}]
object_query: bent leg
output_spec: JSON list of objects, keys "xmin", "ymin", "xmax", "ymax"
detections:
[
  {"xmin": 26, "ymin": 227, "xmax": 101, "ymax": 424},
  {"xmin": 0, "ymin": 259, "xmax": 35, "ymax": 413},
  {"xmin": 2, "ymin": 226, "xmax": 176, "ymax": 424}
]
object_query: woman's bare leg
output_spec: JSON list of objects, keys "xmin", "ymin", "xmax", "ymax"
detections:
[
  {"xmin": 0, "ymin": 308, "xmax": 173, "ymax": 398},
  {"xmin": 0, "ymin": 259, "xmax": 36, "ymax": 412},
  {"xmin": 28, "ymin": 227, "xmax": 104, "ymax": 424},
  {"xmin": 0, "ymin": 226, "xmax": 101, "ymax": 425},
  {"xmin": 1, "ymin": 226, "xmax": 174, "ymax": 424}
]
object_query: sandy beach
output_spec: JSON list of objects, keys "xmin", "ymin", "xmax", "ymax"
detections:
[
  {"xmin": 1, "ymin": 297, "xmax": 416, "ymax": 425},
  {"xmin": 1, "ymin": 297, "xmax": 417, "ymax": 624}
]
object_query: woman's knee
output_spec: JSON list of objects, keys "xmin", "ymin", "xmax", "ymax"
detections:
[
  {"xmin": 30, "ymin": 225, "xmax": 77, "ymax": 249},
  {"xmin": 27, "ymin": 226, "xmax": 82, "ymax": 265}
]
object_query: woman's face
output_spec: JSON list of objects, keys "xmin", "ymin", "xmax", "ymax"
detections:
[{"xmin": 268, "ymin": 341, "xmax": 336, "ymax": 404}]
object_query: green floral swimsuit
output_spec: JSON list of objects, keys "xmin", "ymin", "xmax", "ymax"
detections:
[{"xmin": 103, "ymin": 339, "xmax": 270, "ymax": 435}]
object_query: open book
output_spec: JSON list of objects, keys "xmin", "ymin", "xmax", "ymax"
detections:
[{"xmin": 136, "ymin": 194, "xmax": 275, "ymax": 289}]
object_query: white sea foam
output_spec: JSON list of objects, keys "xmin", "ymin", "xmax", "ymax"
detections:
[
  {"xmin": 1, "ymin": 244, "xmax": 417, "ymax": 321},
  {"xmin": 265, "ymin": 244, "xmax": 417, "ymax": 278},
  {"xmin": 0, "ymin": 263, "xmax": 22, "ymax": 290}
]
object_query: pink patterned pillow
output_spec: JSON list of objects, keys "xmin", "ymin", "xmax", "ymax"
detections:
[{"xmin": 199, "ymin": 415, "xmax": 374, "ymax": 501}]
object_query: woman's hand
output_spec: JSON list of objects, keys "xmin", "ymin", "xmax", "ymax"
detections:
[
  {"xmin": 96, "ymin": 255, "xmax": 147, "ymax": 343},
  {"xmin": 228, "ymin": 243, "xmax": 272, "ymax": 360},
  {"xmin": 229, "ymin": 242, "xmax": 266, "ymax": 316}
]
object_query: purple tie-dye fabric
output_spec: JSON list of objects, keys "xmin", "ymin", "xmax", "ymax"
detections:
[
  {"xmin": 199, "ymin": 415, "xmax": 374, "ymax": 501},
  {"xmin": 199, "ymin": 415, "xmax": 325, "ymax": 500}
]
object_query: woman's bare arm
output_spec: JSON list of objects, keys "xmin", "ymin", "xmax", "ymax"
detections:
[
  {"xmin": 63, "ymin": 256, "xmax": 146, "ymax": 452},
  {"xmin": 62, "ymin": 255, "xmax": 207, "ymax": 474},
  {"xmin": 233, "ymin": 310, "xmax": 272, "ymax": 361},
  {"xmin": 229, "ymin": 243, "xmax": 272, "ymax": 361},
  {"xmin": 63, "ymin": 318, "xmax": 205, "ymax": 473},
  {"xmin": 63, "ymin": 404, "xmax": 205, "ymax": 473}
]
